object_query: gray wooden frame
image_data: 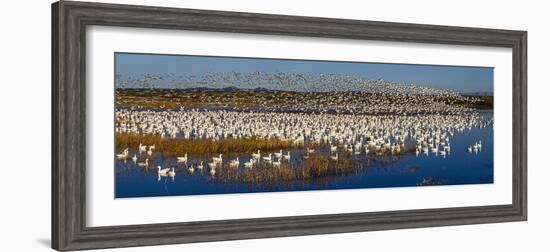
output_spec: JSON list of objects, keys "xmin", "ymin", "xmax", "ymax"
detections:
[{"xmin": 52, "ymin": 1, "xmax": 527, "ymax": 251}]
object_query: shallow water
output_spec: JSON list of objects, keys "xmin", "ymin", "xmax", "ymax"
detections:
[{"xmin": 115, "ymin": 110, "xmax": 493, "ymax": 198}]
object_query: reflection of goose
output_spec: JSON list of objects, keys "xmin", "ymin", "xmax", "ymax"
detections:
[
  {"xmin": 137, "ymin": 158, "xmax": 149, "ymax": 167},
  {"xmin": 157, "ymin": 173, "xmax": 166, "ymax": 181},
  {"xmin": 176, "ymin": 154, "xmax": 188, "ymax": 163},
  {"xmin": 210, "ymin": 167, "xmax": 216, "ymax": 176},
  {"xmin": 272, "ymin": 159, "xmax": 281, "ymax": 167},
  {"xmin": 157, "ymin": 166, "xmax": 170, "ymax": 174},
  {"xmin": 131, "ymin": 154, "xmax": 137, "ymax": 163},
  {"xmin": 188, "ymin": 165, "xmax": 195, "ymax": 174},
  {"xmin": 147, "ymin": 149, "xmax": 153, "ymax": 156},
  {"xmin": 307, "ymin": 148, "xmax": 315, "ymax": 153},
  {"xmin": 330, "ymin": 153, "xmax": 338, "ymax": 160}
]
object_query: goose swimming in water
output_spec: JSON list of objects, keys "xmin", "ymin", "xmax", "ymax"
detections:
[
  {"xmin": 244, "ymin": 159, "xmax": 254, "ymax": 168},
  {"xmin": 212, "ymin": 154, "xmax": 223, "ymax": 163},
  {"xmin": 282, "ymin": 151, "xmax": 291, "ymax": 160},
  {"xmin": 176, "ymin": 154, "xmax": 188, "ymax": 163},
  {"xmin": 230, "ymin": 158, "xmax": 240, "ymax": 167},
  {"xmin": 252, "ymin": 150, "xmax": 261, "ymax": 159},
  {"xmin": 262, "ymin": 154, "xmax": 272, "ymax": 162},
  {"xmin": 197, "ymin": 161, "xmax": 204, "ymax": 170},
  {"xmin": 116, "ymin": 148, "xmax": 129, "ymax": 159},
  {"xmin": 157, "ymin": 166, "xmax": 170, "ymax": 174},
  {"xmin": 137, "ymin": 158, "xmax": 149, "ymax": 167}
]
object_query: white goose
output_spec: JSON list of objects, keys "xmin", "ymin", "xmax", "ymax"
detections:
[
  {"xmin": 157, "ymin": 166, "xmax": 170, "ymax": 175},
  {"xmin": 274, "ymin": 150, "xmax": 283, "ymax": 158},
  {"xmin": 212, "ymin": 154, "xmax": 223, "ymax": 163},
  {"xmin": 137, "ymin": 158, "xmax": 149, "ymax": 167},
  {"xmin": 230, "ymin": 158, "xmax": 240, "ymax": 167},
  {"xmin": 176, "ymin": 154, "xmax": 188, "ymax": 163},
  {"xmin": 262, "ymin": 154, "xmax": 272, "ymax": 162},
  {"xmin": 116, "ymin": 148, "xmax": 129, "ymax": 159},
  {"xmin": 208, "ymin": 161, "xmax": 217, "ymax": 169},
  {"xmin": 252, "ymin": 150, "xmax": 261, "ymax": 159},
  {"xmin": 282, "ymin": 151, "xmax": 291, "ymax": 160},
  {"xmin": 244, "ymin": 159, "xmax": 254, "ymax": 168},
  {"xmin": 138, "ymin": 143, "xmax": 147, "ymax": 152}
]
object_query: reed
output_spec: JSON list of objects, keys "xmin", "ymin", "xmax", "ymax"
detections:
[
  {"xmin": 207, "ymin": 153, "xmax": 379, "ymax": 186},
  {"xmin": 116, "ymin": 133, "xmax": 299, "ymax": 156}
]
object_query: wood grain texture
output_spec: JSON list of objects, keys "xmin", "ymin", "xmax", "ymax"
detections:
[{"xmin": 51, "ymin": 1, "xmax": 527, "ymax": 251}]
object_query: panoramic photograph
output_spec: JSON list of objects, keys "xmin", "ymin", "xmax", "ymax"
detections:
[{"xmin": 114, "ymin": 53, "xmax": 494, "ymax": 198}]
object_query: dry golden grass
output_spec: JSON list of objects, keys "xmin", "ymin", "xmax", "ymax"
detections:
[
  {"xmin": 207, "ymin": 153, "xmax": 385, "ymax": 186},
  {"xmin": 116, "ymin": 133, "xmax": 299, "ymax": 156}
]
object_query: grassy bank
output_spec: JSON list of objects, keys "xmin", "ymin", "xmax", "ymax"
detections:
[
  {"xmin": 116, "ymin": 133, "xmax": 298, "ymax": 156},
  {"xmin": 115, "ymin": 88, "xmax": 494, "ymax": 111}
]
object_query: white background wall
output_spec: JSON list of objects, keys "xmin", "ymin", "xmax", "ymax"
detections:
[{"xmin": 0, "ymin": 0, "xmax": 547, "ymax": 251}]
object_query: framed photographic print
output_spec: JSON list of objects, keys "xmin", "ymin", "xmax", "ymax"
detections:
[{"xmin": 52, "ymin": 1, "xmax": 527, "ymax": 251}]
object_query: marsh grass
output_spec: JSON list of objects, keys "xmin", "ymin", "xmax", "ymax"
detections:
[
  {"xmin": 206, "ymin": 151, "xmax": 406, "ymax": 187},
  {"xmin": 116, "ymin": 133, "xmax": 299, "ymax": 156}
]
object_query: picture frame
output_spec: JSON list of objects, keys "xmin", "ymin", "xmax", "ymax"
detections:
[{"xmin": 52, "ymin": 1, "xmax": 527, "ymax": 251}]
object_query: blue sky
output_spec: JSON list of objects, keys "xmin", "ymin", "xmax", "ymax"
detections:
[{"xmin": 115, "ymin": 52, "xmax": 493, "ymax": 93}]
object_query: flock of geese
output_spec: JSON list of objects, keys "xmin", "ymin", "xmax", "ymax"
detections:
[
  {"xmin": 115, "ymin": 79, "xmax": 491, "ymax": 182},
  {"xmin": 116, "ymin": 110, "xmax": 492, "ymax": 180},
  {"xmin": 117, "ymin": 71, "xmax": 466, "ymax": 96},
  {"xmin": 116, "ymin": 108, "xmax": 491, "ymax": 150}
]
